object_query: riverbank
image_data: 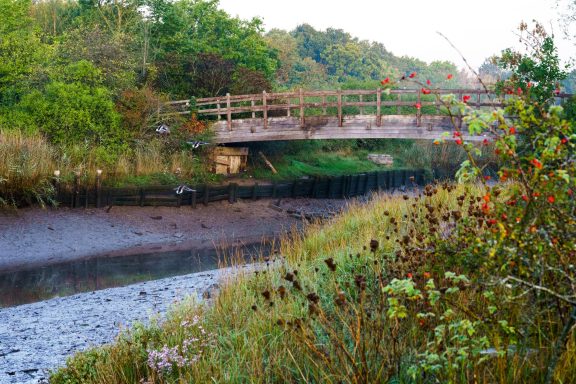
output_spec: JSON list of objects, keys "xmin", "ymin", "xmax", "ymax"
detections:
[
  {"xmin": 0, "ymin": 198, "xmax": 347, "ymax": 272},
  {"xmin": 0, "ymin": 262, "xmax": 275, "ymax": 384},
  {"xmin": 0, "ymin": 198, "xmax": 347, "ymax": 383}
]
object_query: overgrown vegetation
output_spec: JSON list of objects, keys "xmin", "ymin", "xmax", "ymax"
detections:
[{"xmin": 48, "ymin": 19, "xmax": 576, "ymax": 383}]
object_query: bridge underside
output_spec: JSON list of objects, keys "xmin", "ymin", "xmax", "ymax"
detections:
[{"xmin": 212, "ymin": 115, "xmax": 484, "ymax": 144}]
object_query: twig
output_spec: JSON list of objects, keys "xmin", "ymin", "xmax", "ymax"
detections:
[{"xmin": 500, "ymin": 276, "xmax": 576, "ymax": 305}]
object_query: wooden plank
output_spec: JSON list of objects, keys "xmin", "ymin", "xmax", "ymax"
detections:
[
  {"xmin": 299, "ymin": 88, "xmax": 305, "ymax": 128},
  {"xmin": 417, "ymin": 90, "xmax": 422, "ymax": 127},
  {"xmin": 337, "ymin": 90, "xmax": 343, "ymax": 128},
  {"xmin": 376, "ymin": 88, "xmax": 381, "ymax": 127},
  {"xmin": 226, "ymin": 93, "xmax": 232, "ymax": 131},
  {"xmin": 263, "ymin": 91, "xmax": 268, "ymax": 129}
]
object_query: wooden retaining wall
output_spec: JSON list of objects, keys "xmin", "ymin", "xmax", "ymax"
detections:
[{"xmin": 54, "ymin": 169, "xmax": 426, "ymax": 209}]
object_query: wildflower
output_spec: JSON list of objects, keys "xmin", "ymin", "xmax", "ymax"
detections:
[
  {"xmin": 463, "ymin": 95, "xmax": 471, "ymax": 103},
  {"xmin": 517, "ymin": 87, "xmax": 523, "ymax": 95},
  {"xmin": 508, "ymin": 126, "xmax": 516, "ymax": 134},
  {"xmin": 426, "ymin": 79, "xmax": 431, "ymax": 85},
  {"xmin": 406, "ymin": 273, "xmax": 413, "ymax": 279},
  {"xmin": 483, "ymin": 193, "xmax": 490, "ymax": 202},
  {"xmin": 381, "ymin": 77, "xmax": 390, "ymax": 85},
  {"xmin": 421, "ymin": 88, "xmax": 431, "ymax": 94},
  {"xmin": 483, "ymin": 138, "xmax": 490, "ymax": 146},
  {"xmin": 415, "ymin": 102, "xmax": 421, "ymax": 109},
  {"xmin": 547, "ymin": 195, "xmax": 555, "ymax": 203},
  {"xmin": 453, "ymin": 131, "xmax": 461, "ymax": 137},
  {"xmin": 561, "ymin": 137, "xmax": 568, "ymax": 144},
  {"xmin": 433, "ymin": 140, "xmax": 440, "ymax": 145},
  {"xmin": 484, "ymin": 175, "xmax": 491, "ymax": 181},
  {"xmin": 409, "ymin": 72, "xmax": 417, "ymax": 78},
  {"xmin": 423, "ymin": 272, "xmax": 431, "ymax": 279},
  {"xmin": 447, "ymin": 74, "xmax": 453, "ymax": 80},
  {"xmin": 527, "ymin": 82, "xmax": 533, "ymax": 88},
  {"xmin": 455, "ymin": 138, "xmax": 463, "ymax": 145}
]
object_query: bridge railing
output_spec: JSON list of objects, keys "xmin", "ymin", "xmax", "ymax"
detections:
[{"xmin": 163, "ymin": 89, "xmax": 572, "ymax": 131}]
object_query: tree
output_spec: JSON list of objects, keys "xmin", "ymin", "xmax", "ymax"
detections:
[
  {"xmin": 0, "ymin": 0, "xmax": 50, "ymax": 107},
  {"xmin": 494, "ymin": 22, "xmax": 568, "ymax": 104}
]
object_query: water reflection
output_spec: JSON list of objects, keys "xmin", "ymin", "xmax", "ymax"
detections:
[{"xmin": 0, "ymin": 242, "xmax": 269, "ymax": 308}]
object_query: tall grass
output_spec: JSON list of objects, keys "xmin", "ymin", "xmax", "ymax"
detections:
[
  {"xmin": 50, "ymin": 183, "xmax": 575, "ymax": 383},
  {"xmin": 0, "ymin": 130, "xmax": 56, "ymax": 207},
  {"xmin": 0, "ymin": 130, "xmax": 216, "ymax": 206}
]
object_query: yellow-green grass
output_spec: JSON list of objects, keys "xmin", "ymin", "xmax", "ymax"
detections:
[{"xmin": 51, "ymin": 183, "xmax": 576, "ymax": 383}]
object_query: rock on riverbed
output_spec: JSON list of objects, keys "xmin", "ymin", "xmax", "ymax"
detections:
[{"xmin": 0, "ymin": 265, "xmax": 257, "ymax": 384}]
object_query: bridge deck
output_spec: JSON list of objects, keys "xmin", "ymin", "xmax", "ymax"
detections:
[
  {"xmin": 211, "ymin": 114, "xmax": 480, "ymax": 143},
  {"xmin": 161, "ymin": 89, "xmax": 571, "ymax": 143}
]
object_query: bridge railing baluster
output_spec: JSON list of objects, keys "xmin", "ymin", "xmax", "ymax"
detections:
[
  {"xmin": 376, "ymin": 88, "xmax": 381, "ymax": 127},
  {"xmin": 262, "ymin": 91, "xmax": 268, "ymax": 129},
  {"xmin": 226, "ymin": 93, "xmax": 232, "ymax": 131},
  {"xmin": 337, "ymin": 90, "xmax": 343, "ymax": 127}
]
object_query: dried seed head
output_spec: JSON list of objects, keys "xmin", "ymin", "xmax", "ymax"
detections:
[
  {"xmin": 324, "ymin": 258, "xmax": 337, "ymax": 272},
  {"xmin": 370, "ymin": 239, "xmax": 379, "ymax": 252},
  {"xmin": 284, "ymin": 272, "xmax": 294, "ymax": 282},
  {"xmin": 262, "ymin": 290, "xmax": 271, "ymax": 300},
  {"xmin": 306, "ymin": 292, "xmax": 320, "ymax": 303},
  {"xmin": 278, "ymin": 286, "xmax": 287, "ymax": 299}
]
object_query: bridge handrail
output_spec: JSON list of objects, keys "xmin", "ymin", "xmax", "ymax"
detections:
[{"xmin": 160, "ymin": 89, "xmax": 572, "ymax": 131}]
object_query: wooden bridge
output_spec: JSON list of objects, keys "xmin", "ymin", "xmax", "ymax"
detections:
[{"xmin": 163, "ymin": 89, "xmax": 571, "ymax": 143}]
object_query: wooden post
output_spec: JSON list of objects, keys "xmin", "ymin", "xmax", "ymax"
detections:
[
  {"xmin": 139, "ymin": 188, "xmax": 145, "ymax": 207},
  {"xmin": 95, "ymin": 171, "xmax": 102, "ymax": 208},
  {"xmin": 228, "ymin": 183, "xmax": 236, "ymax": 203},
  {"xmin": 396, "ymin": 93, "xmax": 401, "ymax": 114},
  {"xmin": 299, "ymin": 88, "xmax": 305, "ymax": 128},
  {"xmin": 272, "ymin": 181, "xmax": 278, "ymax": 198},
  {"xmin": 476, "ymin": 91, "xmax": 481, "ymax": 107},
  {"xmin": 262, "ymin": 91, "xmax": 268, "ymax": 129},
  {"xmin": 176, "ymin": 192, "xmax": 182, "ymax": 208},
  {"xmin": 340, "ymin": 175, "xmax": 347, "ymax": 198},
  {"xmin": 376, "ymin": 88, "xmax": 382, "ymax": 127},
  {"xmin": 376, "ymin": 171, "xmax": 382, "ymax": 192},
  {"xmin": 226, "ymin": 93, "xmax": 232, "ymax": 131},
  {"xmin": 337, "ymin": 90, "xmax": 343, "ymax": 127},
  {"xmin": 251, "ymin": 100, "xmax": 255, "ymax": 119},
  {"xmin": 203, "ymin": 185, "xmax": 209, "ymax": 206},
  {"xmin": 311, "ymin": 177, "xmax": 318, "ymax": 198},
  {"xmin": 291, "ymin": 180, "xmax": 298, "ymax": 197},
  {"xmin": 191, "ymin": 190, "xmax": 197, "ymax": 209},
  {"xmin": 416, "ymin": 90, "xmax": 422, "ymax": 127},
  {"xmin": 216, "ymin": 99, "xmax": 221, "ymax": 120},
  {"xmin": 327, "ymin": 177, "xmax": 333, "ymax": 198},
  {"xmin": 359, "ymin": 94, "xmax": 364, "ymax": 115},
  {"xmin": 252, "ymin": 183, "xmax": 258, "ymax": 201},
  {"xmin": 73, "ymin": 172, "xmax": 80, "ymax": 208},
  {"xmin": 322, "ymin": 95, "xmax": 327, "ymax": 115}
]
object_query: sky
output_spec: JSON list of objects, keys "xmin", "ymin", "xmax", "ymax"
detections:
[{"xmin": 217, "ymin": 0, "xmax": 575, "ymax": 70}]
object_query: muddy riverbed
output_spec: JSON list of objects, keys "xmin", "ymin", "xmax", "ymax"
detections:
[
  {"xmin": 0, "ymin": 198, "xmax": 350, "ymax": 383},
  {"xmin": 0, "ymin": 198, "xmax": 347, "ymax": 272}
]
